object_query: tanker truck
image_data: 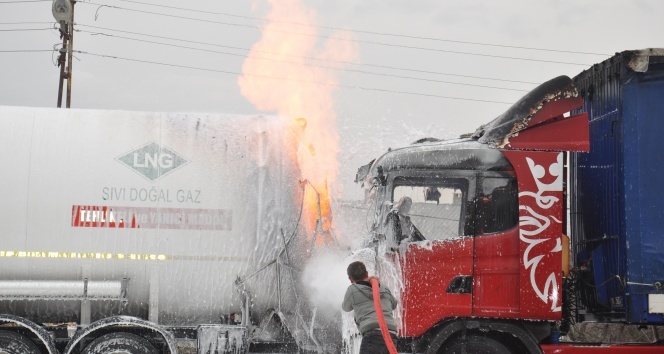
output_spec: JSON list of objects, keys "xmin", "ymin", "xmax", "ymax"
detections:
[
  {"xmin": 0, "ymin": 107, "xmax": 337, "ymax": 353},
  {"xmin": 353, "ymin": 48, "xmax": 664, "ymax": 353}
]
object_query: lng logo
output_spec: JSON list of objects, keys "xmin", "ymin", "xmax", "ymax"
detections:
[{"xmin": 116, "ymin": 142, "xmax": 189, "ymax": 181}]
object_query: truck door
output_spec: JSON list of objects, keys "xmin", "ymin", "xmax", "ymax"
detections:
[
  {"xmin": 471, "ymin": 175, "xmax": 521, "ymax": 318},
  {"xmin": 388, "ymin": 175, "xmax": 475, "ymax": 338}
]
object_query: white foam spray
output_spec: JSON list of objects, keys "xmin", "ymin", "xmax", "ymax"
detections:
[{"xmin": 303, "ymin": 246, "xmax": 405, "ymax": 354}]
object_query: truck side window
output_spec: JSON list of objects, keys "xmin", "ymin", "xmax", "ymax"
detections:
[
  {"xmin": 474, "ymin": 177, "xmax": 518, "ymax": 234},
  {"xmin": 392, "ymin": 178, "xmax": 467, "ymax": 241}
]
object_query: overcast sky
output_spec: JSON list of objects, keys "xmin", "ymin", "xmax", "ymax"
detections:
[{"xmin": 1, "ymin": 0, "xmax": 663, "ymax": 199}]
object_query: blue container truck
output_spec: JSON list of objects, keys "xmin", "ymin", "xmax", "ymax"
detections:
[{"xmin": 569, "ymin": 48, "xmax": 664, "ymax": 326}]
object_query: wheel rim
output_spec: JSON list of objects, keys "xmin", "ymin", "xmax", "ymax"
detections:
[
  {"xmin": 81, "ymin": 332, "xmax": 158, "ymax": 354},
  {"xmin": 0, "ymin": 330, "xmax": 41, "ymax": 354}
]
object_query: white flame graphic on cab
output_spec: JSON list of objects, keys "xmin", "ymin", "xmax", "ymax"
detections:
[
  {"xmin": 520, "ymin": 153, "xmax": 563, "ymax": 312},
  {"xmin": 238, "ymin": 0, "xmax": 358, "ymax": 235}
]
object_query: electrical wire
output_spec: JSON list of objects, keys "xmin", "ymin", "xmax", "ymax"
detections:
[
  {"xmin": 75, "ymin": 28, "xmax": 529, "ymax": 92},
  {"xmin": 108, "ymin": 0, "xmax": 609, "ymax": 56},
  {"xmin": 77, "ymin": 1, "xmax": 592, "ymax": 66},
  {"xmin": 75, "ymin": 23, "xmax": 541, "ymax": 85},
  {"xmin": 0, "ymin": 28, "xmax": 54, "ymax": 31},
  {"xmin": 52, "ymin": 43, "xmax": 63, "ymax": 65},
  {"xmin": 0, "ymin": 21, "xmax": 56, "ymax": 24},
  {"xmin": 73, "ymin": 50, "xmax": 516, "ymax": 104},
  {"xmin": 0, "ymin": 4, "xmax": 560, "ymax": 98},
  {"xmin": 0, "ymin": 49, "xmax": 54, "ymax": 52},
  {"xmin": 0, "ymin": 0, "xmax": 51, "ymax": 2}
]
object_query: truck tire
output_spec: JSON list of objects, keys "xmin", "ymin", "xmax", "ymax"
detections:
[
  {"xmin": 81, "ymin": 332, "xmax": 158, "ymax": 354},
  {"xmin": 439, "ymin": 334, "xmax": 512, "ymax": 354},
  {"xmin": 0, "ymin": 330, "xmax": 41, "ymax": 354}
]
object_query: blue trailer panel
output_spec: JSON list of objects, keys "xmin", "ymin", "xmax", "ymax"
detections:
[{"xmin": 571, "ymin": 49, "xmax": 664, "ymax": 323}]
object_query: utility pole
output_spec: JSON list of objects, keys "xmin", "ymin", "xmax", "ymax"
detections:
[
  {"xmin": 52, "ymin": 0, "xmax": 74, "ymax": 108},
  {"xmin": 66, "ymin": 1, "xmax": 75, "ymax": 108},
  {"xmin": 56, "ymin": 23, "xmax": 68, "ymax": 108}
]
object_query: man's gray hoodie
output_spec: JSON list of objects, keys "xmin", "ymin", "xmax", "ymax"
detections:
[{"xmin": 342, "ymin": 281, "xmax": 398, "ymax": 335}]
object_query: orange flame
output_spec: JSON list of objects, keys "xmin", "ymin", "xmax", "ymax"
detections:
[{"xmin": 238, "ymin": 0, "xmax": 357, "ymax": 238}]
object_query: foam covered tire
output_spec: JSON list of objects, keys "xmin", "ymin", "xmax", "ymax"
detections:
[
  {"xmin": 0, "ymin": 330, "xmax": 41, "ymax": 354},
  {"xmin": 81, "ymin": 332, "xmax": 158, "ymax": 354},
  {"xmin": 439, "ymin": 334, "xmax": 512, "ymax": 354}
]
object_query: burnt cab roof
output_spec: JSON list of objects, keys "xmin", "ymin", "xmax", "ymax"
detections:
[
  {"xmin": 356, "ymin": 75, "xmax": 585, "ymax": 186},
  {"xmin": 356, "ymin": 138, "xmax": 513, "ymax": 185}
]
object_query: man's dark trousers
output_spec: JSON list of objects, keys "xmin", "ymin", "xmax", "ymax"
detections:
[{"xmin": 359, "ymin": 330, "xmax": 396, "ymax": 354}]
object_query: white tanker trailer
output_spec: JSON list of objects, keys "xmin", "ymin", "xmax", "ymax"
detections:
[{"xmin": 0, "ymin": 106, "xmax": 334, "ymax": 353}]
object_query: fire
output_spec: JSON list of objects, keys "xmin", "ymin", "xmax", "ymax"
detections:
[{"xmin": 238, "ymin": 0, "xmax": 357, "ymax": 239}]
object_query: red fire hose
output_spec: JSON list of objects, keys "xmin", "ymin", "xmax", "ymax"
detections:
[{"xmin": 370, "ymin": 278, "xmax": 398, "ymax": 354}]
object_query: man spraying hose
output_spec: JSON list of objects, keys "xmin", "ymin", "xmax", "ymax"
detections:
[{"xmin": 342, "ymin": 261, "xmax": 398, "ymax": 354}]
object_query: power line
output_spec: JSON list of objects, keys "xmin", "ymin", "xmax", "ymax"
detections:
[
  {"xmin": 0, "ymin": 21, "xmax": 55, "ymax": 24},
  {"xmin": 78, "ymin": 1, "xmax": 592, "ymax": 67},
  {"xmin": 0, "ymin": 49, "xmax": 54, "ymax": 52},
  {"xmin": 76, "ymin": 23, "xmax": 541, "ymax": 85},
  {"xmin": 0, "ymin": 0, "xmax": 50, "ymax": 3},
  {"xmin": 80, "ymin": 1, "xmax": 258, "ymax": 29},
  {"xmin": 73, "ymin": 50, "xmax": 515, "ymax": 104},
  {"xmin": 0, "ymin": 28, "xmax": 54, "ymax": 31},
  {"xmin": 76, "ymin": 28, "xmax": 530, "ymax": 92},
  {"xmin": 360, "ymin": 63, "xmax": 540, "ymax": 85},
  {"xmin": 109, "ymin": 0, "xmax": 608, "ymax": 57}
]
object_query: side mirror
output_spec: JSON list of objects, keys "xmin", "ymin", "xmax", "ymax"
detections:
[
  {"xmin": 424, "ymin": 187, "xmax": 441, "ymax": 204},
  {"xmin": 372, "ymin": 166, "xmax": 387, "ymax": 187},
  {"xmin": 373, "ymin": 233, "xmax": 386, "ymax": 243},
  {"xmin": 355, "ymin": 159, "xmax": 375, "ymax": 186}
]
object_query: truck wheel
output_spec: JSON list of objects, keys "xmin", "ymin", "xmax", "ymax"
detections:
[
  {"xmin": 439, "ymin": 334, "xmax": 511, "ymax": 354},
  {"xmin": 81, "ymin": 332, "xmax": 158, "ymax": 354},
  {"xmin": 0, "ymin": 330, "xmax": 41, "ymax": 354}
]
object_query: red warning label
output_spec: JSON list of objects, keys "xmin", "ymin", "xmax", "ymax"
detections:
[{"xmin": 71, "ymin": 205, "xmax": 232, "ymax": 231}]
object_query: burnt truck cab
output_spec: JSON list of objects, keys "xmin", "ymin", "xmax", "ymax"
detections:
[{"xmin": 356, "ymin": 76, "xmax": 590, "ymax": 353}]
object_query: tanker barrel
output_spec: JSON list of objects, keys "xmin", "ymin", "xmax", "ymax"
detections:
[{"xmin": 0, "ymin": 279, "xmax": 127, "ymax": 301}]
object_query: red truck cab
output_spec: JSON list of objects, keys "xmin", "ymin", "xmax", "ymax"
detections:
[{"xmin": 356, "ymin": 76, "xmax": 589, "ymax": 353}]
